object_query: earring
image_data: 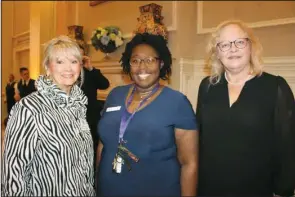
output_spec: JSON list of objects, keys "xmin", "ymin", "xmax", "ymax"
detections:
[
  {"xmin": 45, "ymin": 73, "xmax": 50, "ymax": 79},
  {"xmin": 45, "ymin": 72, "xmax": 53, "ymax": 83},
  {"xmin": 45, "ymin": 67, "xmax": 50, "ymax": 79}
]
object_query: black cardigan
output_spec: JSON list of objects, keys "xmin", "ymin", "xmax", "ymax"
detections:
[{"xmin": 81, "ymin": 67, "xmax": 110, "ymax": 127}]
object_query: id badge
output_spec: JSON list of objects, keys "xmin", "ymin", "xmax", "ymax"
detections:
[{"xmin": 112, "ymin": 153, "xmax": 124, "ymax": 174}]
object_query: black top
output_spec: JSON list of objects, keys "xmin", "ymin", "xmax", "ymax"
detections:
[
  {"xmin": 17, "ymin": 79, "xmax": 36, "ymax": 98},
  {"xmin": 196, "ymin": 72, "xmax": 295, "ymax": 196},
  {"xmin": 81, "ymin": 67, "xmax": 109, "ymax": 137},
  {"xmin": 5, "ymin": 81, "xmax": 16, "ymax": 114}
]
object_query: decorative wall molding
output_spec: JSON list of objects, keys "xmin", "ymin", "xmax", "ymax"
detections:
[
  {"xmin": 179, "ymin": 58, "xmax": 208, "ymax": 111},
  {"xmin": 196, "ymin": 1, "xmax": 295, "ymax": 34},
  {"xmin": 12, "ymin": 31, "xmax": 30, "ymax": 76},
  {"xmin": 12, "ymin": 31, "xmax": 30, "ymax": 39},
  {"xmin": 91, "ymin": 60, "xmax": 130, "ymax": 100},
  {"xmin": 92, "ymin": 59, "xmax": 122, "ymax": 74},
  {"xmin": 12, "ymin": 31, "xmax": 30, "ymax": 52},
  {"xmin": 179, "ymin": 56, "xmax": 295, "ymax": 111}
]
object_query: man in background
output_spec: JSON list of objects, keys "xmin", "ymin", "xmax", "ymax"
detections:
[
  {"xmin": 5, "ymin": 74, "xmax": 16, "ymax": 114},
  {"xmin": 4, "ymin": 74, "xmax": 17, "ymax": 127},
  {"xmin": 14, "ymin": 67, "xmax": 36, "ymax": 101}
]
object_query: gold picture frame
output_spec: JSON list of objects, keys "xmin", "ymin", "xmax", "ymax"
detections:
[{"xmin": 89, "ymin": 1, "xmax": 107, "ymax": 6}]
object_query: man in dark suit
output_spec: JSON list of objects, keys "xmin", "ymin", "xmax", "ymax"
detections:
[
  {"xmin": 79, "ymin": 46, "xmax": 110, "ymax": 153},
  {"xmin": 4, "ymin": 74, "xmax": 17, "ymax": 127},
  {"xmin": 14, "ymin": 67, "xmax": 36, "ymax": 101},
  {"xmin": 5, "ymin": 74, "xmax": 16, "ymax": 114}
]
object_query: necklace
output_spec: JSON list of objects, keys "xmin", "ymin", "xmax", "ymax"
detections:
[
  {"xmin": 224, "ymin": 72, "xmax": 252, "ymax": 85},
  {"xmin": 131, "ymin": 91, "xmax": 153, "ymax": 103},
  {"xmin": 138, "ymin": 90, "xmax": 153, "ymax": 99}
]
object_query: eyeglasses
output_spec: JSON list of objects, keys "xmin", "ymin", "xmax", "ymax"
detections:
[
  {"xmin": 129, "ymin": 56, "xmax": 160, "ymax": 68},
  {"xmin": 217, "ymin": 38, "xmax": 250, "ymax": 52}
]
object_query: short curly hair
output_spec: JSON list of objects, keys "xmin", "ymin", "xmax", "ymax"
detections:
[{"xmin": 120, "ymin": 33, "xmax": 172, "ymax": 80}]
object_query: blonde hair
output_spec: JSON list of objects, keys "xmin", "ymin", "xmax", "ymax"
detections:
[
  {"xmin": 205, "ymin": 19, "xmax": 263, "ymax": 84},
  {"xmin": 42, "ymin": 35, "xmax": 84, "ymax": 87}
]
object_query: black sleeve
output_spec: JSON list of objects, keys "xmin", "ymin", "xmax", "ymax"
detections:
[
  {"xmin": 90, "ymin": 68, "xmax": 110, "ymax": 90},
  {"xmin": 273, "ymin": 76, "xmax": 295, "ymax": 196},
  {"xmin": 196, "ymin": 76, "xmax": 210, "ymax": 130},
  {"xmin": 33, "ymin": 79, "xmax": 37, "ymax": 91}
]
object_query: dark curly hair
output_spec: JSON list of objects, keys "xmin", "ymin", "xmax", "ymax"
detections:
[{"xmin": 120, "ymin": 33, "xmax": 172, "ymax": 80}]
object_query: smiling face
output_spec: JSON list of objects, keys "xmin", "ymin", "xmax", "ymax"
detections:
[
  {"xmin": 217, "ymin": 24, "xmax": 251, "ymax": 73},
  {"xmin": 130, "ymin": 44, "xmax": 161, "ymax": 90},
  {"xmin": 47, "ymin": 50, "xmax": 81, "ymax": 94}
]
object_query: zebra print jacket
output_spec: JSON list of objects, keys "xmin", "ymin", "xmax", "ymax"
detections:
[{"xmin": 2, "ymin": 75, "xmax": 95, "ymax": 196}]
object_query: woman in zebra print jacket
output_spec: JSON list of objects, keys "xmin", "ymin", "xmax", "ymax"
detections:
[{"xmin": 2, "ymin": 36, "xmax": 95, "ymax": 196}]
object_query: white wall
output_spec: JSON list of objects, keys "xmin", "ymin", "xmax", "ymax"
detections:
[{"xmin": 179, "ymin": 56, "xmax": 295, "ymax": 111}]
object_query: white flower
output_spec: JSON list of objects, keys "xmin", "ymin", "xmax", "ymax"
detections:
[
  {"xmin": 101, "ymin": 35, "xmax": 110, "ymax": 46},
  {"xmin": 115, "ymin": 37, "xmax": 123, "ymax": 47},
  {"xmin": 118, "ymin": 31, "xmax": 122, "ymax": 37}
]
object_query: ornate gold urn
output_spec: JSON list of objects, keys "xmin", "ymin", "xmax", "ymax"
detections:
[{"xmin": 134, "ymin": 3, "xmax": 168, "ymax": 41}]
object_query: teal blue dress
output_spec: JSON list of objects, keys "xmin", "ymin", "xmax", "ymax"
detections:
[{"xmin": 97, "ymin": 84, "xmax": 197, "ymax": 196}]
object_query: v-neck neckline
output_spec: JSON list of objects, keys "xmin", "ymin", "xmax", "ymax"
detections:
[
  {"xmin": 226, "ymin": 84, "xmax": 244, "ymax": 108},
  {"xmin": 222, "ymin": 73, "xmax": 257, "ymax": 109}
]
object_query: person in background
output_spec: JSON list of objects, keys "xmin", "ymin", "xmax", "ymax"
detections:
[
  {"xmin": 5, "ymin": 74, "xmax": 17, "ymax": 114},
  {"xmin": 4, "ymin": 74, "xmax": 17, "ymax": 127},
  {"xmin": 14, "ymin": 67, "xmax": 36, "ymax": 101},
  {"xmin": 196, "ymin": 19, "xmax": 295, "ymax": 197},
  {"xmin": 2, "ymin": 35, "xmax": 95, "ymax": 196},
  {"xmin": 96, "ymin": 33, "xmax": 198, "ymax": 196},
  {"xmin": 79, "ymin": 45, "xmax": 110, "ymax": 159}
]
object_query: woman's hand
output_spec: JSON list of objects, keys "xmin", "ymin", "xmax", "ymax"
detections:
[{"xmin": 82, "ymin": 56, "xmax": 93, "ymax": 71}]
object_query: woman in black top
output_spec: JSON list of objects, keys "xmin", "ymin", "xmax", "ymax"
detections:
[
  {"xmin": 79, "ymin": 45, "xmax": 110, "ymax": 157},
  {"xmin": 196, "ymin": 19, "xmax": 295, "ymax": 196}
]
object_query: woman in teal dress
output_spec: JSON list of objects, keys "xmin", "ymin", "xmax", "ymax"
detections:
[{"xmin": 96, "ymin": 33, "xmax": 199, "ymax": 196}]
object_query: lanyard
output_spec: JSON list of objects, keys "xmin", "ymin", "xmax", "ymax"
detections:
[{"xmin": 118, "ymin": 83, "xmax": 160, "ymax": 143}]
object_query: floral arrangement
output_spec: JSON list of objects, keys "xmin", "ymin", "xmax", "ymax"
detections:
[{"xmin": 91, "ymin": 26, "xmax": 124, "ymax": 53}]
